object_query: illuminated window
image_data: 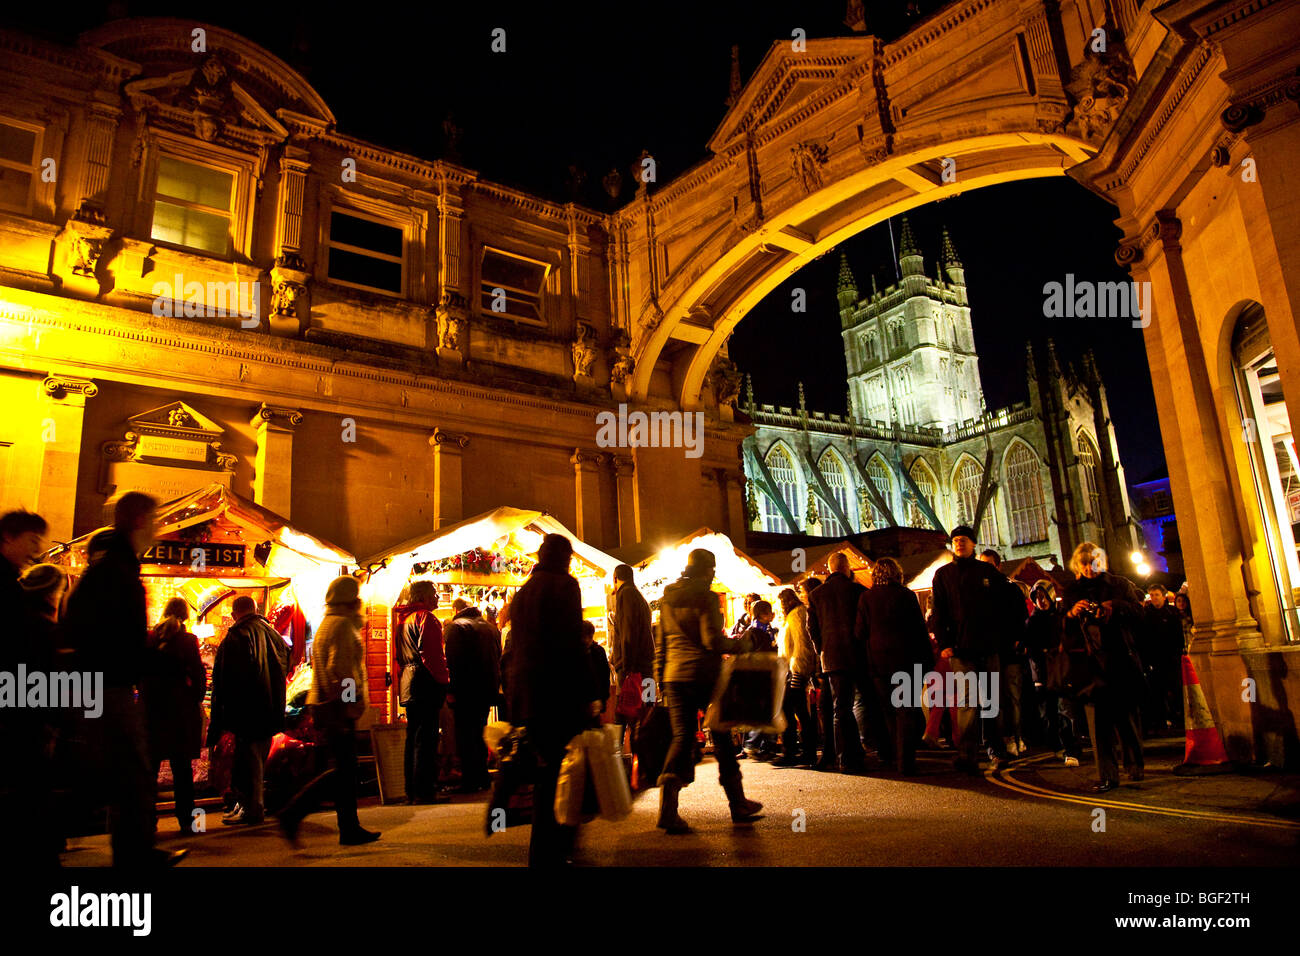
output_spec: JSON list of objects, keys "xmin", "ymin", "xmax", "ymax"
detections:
[
  {"xmin": 763, "ymin": 444, "xmax": 800, "ymax": 533},
  {"xmin": 1077, "ymin": 430, "xmax": 1102, "ymax": 520},
  {"xmin": 908, "ymin": 460, "xmax": 936, "ymax": 528},
  {"xmin": 1006, "ymin": 441, "xmax": 1048, "ymax": 544},
  {"xmin": 818, "ymin": 449, "xmax": 852, "ymax": 536},
  {"xmin": 954, "ymin": 457, "xmax": 1000, "ymax": 545},
  {"xmin": 151, "ymin": 155, "xmax": 233, "ymax": 255},
  {"xmin": 0, "ymin": 118, "xmax": 39, "ymax": 214},
  {"xmin": 865, "ymin": 455, "xmax": 893, "ymax": 529},
  {"xmin": 326, "ymin": 209, "xmax": 404, "ymax": 295},
  {"xmin": 481, "ymin": 247, "xmax": 547, "ymax": 324}
]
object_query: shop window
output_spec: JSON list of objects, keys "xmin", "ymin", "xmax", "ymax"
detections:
[
  {"xmin": 1233, "ymin": 302, "xmax": 1300, "ymax": 643},
  {"xmin": 480, "ymin": 246, "xmax": 547, "ymax": 324},
  {"xmin": 0, "ymin": 118, "xmax": 40, "ymax": 214},
  {"xmin": 151, "ymin": 155, "xmax": 234, "ymax": 255},
  {"xmin": 326, "ymin": 209, "xmax": 404, "ymax": 295}
]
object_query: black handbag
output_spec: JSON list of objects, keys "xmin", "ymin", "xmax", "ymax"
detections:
[{"xmin": 485, "ymin": 726, "xmax": 541, "ymax": 835}]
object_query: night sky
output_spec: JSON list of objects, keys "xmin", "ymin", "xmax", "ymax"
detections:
[{"xmin": 7, "ymin": 0, "xmax": 1165, "ymax": 481}]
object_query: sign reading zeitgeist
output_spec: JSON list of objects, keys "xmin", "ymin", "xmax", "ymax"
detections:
[{"xmin": 142, "ymin": 541, "xmax": 246, "ymax": 569}]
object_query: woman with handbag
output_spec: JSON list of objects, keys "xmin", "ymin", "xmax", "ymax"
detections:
[
  {"xmin": 1061, "ymin": 542, "xmax": 1147, "ymax": 792},
  {"xmin": 279, "ymin": 575, "xmax": 380, "ymax": 846}
]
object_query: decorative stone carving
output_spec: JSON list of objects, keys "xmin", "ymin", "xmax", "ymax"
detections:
[
  {"xmin": 267, "ymin": 253, "xmax": 309, "ymax": 338},
  {"xmin": 101, "ymin": 401, "xmax": 237, "ymax": 500},
  {"xmin": 430, "ymin": 427, "xmax": 470, "ymax": 449},
  {"xmin": 806, "ymin": 489, "xmax": 820, "ymax": 528},
  {"xmin": 435, "ymin": 290, "xmax": 469, "ymax": 364},
  {"xmin": 42, "ymin": 376, "xmax": 99, "ymax": 400},
  {"xmin": 707, "ymin": 354, "xmax": 743, "ymax": 410},
  {"xmin": 572, "ymin": 322, "xmax": 598, "ymax": 386},
  {"xmin": 608, "ymin": 329, "xmax": 634, "ymax": 400},
  {"xmin": 790, "ymin": 141, "xmax": 830, "ymax": 192},
  {"xmin": 1114, "ymin": 242, "xmax": 1143, "ymax": 268},
  {"xmin": 1066, "ymin": 39, "xmax": 1135, "ymax": 143},
  {"xmin": 252, "ymin": 403, "xmax": 304, "ymax": 428},
  {"xmin": 53, "ymin": 214, "xmax": 115, "ymax": 297},
  {"xmin": 744, "ymin": 475, "xmax": 759, "ymax": 525}
]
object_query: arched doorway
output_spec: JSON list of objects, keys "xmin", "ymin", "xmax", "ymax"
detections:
[{"xmin": 1231, "ymin": 302, "xmax": 1300, "ymax": 644}]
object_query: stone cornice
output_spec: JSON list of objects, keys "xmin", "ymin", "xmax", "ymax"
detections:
[{"xmin": 882, "ymin": 0, "xmax": 1000, "ymax": 68}]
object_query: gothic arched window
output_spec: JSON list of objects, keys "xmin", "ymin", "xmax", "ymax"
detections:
[
  {"xmin": 953, "ymin": 456, "xmax": 1000, "ymax": 545},
  {"xmin": 818, "ymin": 449, "xmax": 852, "ymax": 537},
  {"xmin": 864, "ymin": 454, "xmax": 894, "ymax": 529},
  {"xmin": 1077, "ymin": 430, "xmax": 1103, "ymax": 522},
  {"xmin": 908, "ymin": 459, "xmax": 937, "ymax": 528},
  {"xmin": 763, "ymin": 444, "xmax": 801, "ymax": 533},
  {"xmin": 1005, "ymin": 441, "xmax": 1048, "ymax": 544}
]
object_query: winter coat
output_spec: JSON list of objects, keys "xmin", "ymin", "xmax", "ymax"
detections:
[
  {"xmin": 806, "ymin": 572, "xmax": 866, "ymax": 673},
  {"xmin": 655, "ymin": 573, "xmax": 742, "ymax": 686},
  {"xmin": 207, "ymin": 613, "xmax": 286, "ymax": 745},
  {"xmin": 855, "ymin": 580, "xmax": 934, "ymax": 680},
  {"xmin": 505, "ymin": 565, "xmax": 588, "ymax": 744},
  {"xmin": 741, "ymin": 620, "xmax": 777, "ymax": 654},
  {"xmin": 1061, "ymin": 572, "xmax": 1147, "ymax": 703},
  {"xmin": 64, "ymin": 531, "xmax": 148, "ymax": 688},
  {"xmin": 445, "ymin": 606, "xmax": 502, "ymax": 702},
  {"xmin": 780, "ymin": 604, "xmax": 818, "ymax": 678},
  {"xmin": 141, "ymin": 620, "xmax": 206, "ymax": 760},
  {"xmin": 1142, "ymin": 603, "xmax": 1185, "ymax": 662},
  {"xmin": 397, "ymin": 610, "xmax": 446, "ymax": 706},
  {"xmin": 1023, "ymin": 606, "xmax": 1063, "ymax": 681},
  {"xmin": 588, "ymin": 642, "xmax": 611, "ymax": 707},
  {"xmin": 609, "ymin": 581, "xmax": 655, "ymax": 682},
  {"xmin": 308, "ymin": 606, "xmax": 368, "ymax": 721},
  {"xmin": 930, "ymin": 556, "xmax": 1006, "ymax": 660}
]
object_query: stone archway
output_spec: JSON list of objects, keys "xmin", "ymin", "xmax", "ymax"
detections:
[{"xmin": 613, "ymin": 5, "xmax": 1130, "ymax": 411}]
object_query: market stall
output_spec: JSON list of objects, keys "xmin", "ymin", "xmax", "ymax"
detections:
[
  {"xmin": 631, "ymin": 528, "xmax": 781, "ymax": 630},
  {"xmin": 358, "ymin": 506, "xmax": 622, "ymax": 722},
  {"xmin": 45, "ymin": 483, "xmax": 355, "ymax": 794},
  {"xmin": 751, "ymin": 540, "xmax": 875, "ymax": 590}
]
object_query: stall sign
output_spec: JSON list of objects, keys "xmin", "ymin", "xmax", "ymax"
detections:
[{"xmin": 142, "ymin": 541, "xmax": 246, "ymax": 569}]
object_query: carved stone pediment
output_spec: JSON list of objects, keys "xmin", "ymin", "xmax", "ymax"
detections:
[
  {"xmin": 124, "ymin": 53, "xmax": 290, "ymax": 145},
  {"xmin": 101, "ymin": 401, "xmax": 237, "ymax": 500}
]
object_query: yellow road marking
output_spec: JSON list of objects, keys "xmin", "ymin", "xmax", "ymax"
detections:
[{"xmin": 986, "ymin": 753, "xmax": 1300, "ymax": 831}]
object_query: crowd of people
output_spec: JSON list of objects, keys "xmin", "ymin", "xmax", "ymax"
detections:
[{"xmin": 2, "ymin": 496, "xmax": 1195, "ymax": 870}]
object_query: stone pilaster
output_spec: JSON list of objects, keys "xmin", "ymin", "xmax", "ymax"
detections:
[
  {"xmin": 36, "ymin": 375, "xmax": 97, "ymax": 544},
  {"xmin": 250, "ymin": 403, "xmax": 302, "ymax": 518},
  {"xmin": 276, "ymin": 147, "xmax": 310, "ymax": 256},
  {"xmin": 429, "ymin": 427, "xmax": 469, "ymax": 529},
  {"xmin": 78, "ymin": 99, "xmax": 120, "ymax": 214},
  {"xmin": 571, "ymin": 449, "xmax": 605, "ymax": 545},
  {"xmin": 611, "ymin": 454, "xmax": 640, "ymax": 547},
  {"xmin": 437, "ymin": 182, "xmax": 466, "ymax": 296}
]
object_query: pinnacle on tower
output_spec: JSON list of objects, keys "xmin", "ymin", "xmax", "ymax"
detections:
[
  {"xmin": 941, "ymin": 224, "xmax": 965, "ymax": 286},
  {"xmin": 898, "ymin": 215, "xmax": 925, "ymax": 278},
  {"xmin": 837, "ymin": 250, "xmax": 856, "ymax": 292},
  {"xmin": 725, "ymin": 45, "xmax": 742, "ymax": 108}
]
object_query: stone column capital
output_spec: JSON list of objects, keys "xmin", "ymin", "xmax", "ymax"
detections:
[
  {"xmin": 571, "ymin": 448, "xmax": 604, "ymax": 469},
  {"xmin": 429, "ymin": 427, "xmax": 470, "ymax": 449},
  {"xmin": 251, "ymin": 403, "xmax": 303, "ymax": 430},
  {"xmin": 42, "ymin": 375, "xmax": 99, "ymax": 401},
  {"xmin": 610, "ymin": 454, "xmax": 635, "ymax": 476}
]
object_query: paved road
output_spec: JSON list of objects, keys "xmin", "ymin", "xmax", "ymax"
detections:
[{"xmin": 60, "ymin": 740, "xmax": 1299, "ymax": 867}]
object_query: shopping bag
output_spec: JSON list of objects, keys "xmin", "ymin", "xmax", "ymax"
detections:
[
  {"xmin": 554, "ymin": 734, "xmax": 588, "ymax": 827},
  {"xmin": 704, "ymin": 653, "xmax": 789, "ymax": 733},
  {"xmin": 632, "ymin": 703, "xmax": 671, "ymax": 790},
  {"xmin": 582, "ymin": 727, "xmax": 632, "ymax": 822},
  {"xmin": 616, "ymin": 672, "xmax": 644, "ymax": 718},
  {"xmin": 485, "ymin": 726, "xmax": 540, "ymax": 836}
]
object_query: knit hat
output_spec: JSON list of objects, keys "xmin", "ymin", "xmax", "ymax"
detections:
[
  {"xmin": 325, "ymin": 574, "xmax": 361, "ymax": 606},
  {"xmin": 684, "ymin": 548, "xmax": 716, "ymax": 575},
  {"xmin": 20, "ymin": 562, "xmax": 67, "ymax": 599},
  {"xmin": 949, "ymin": 525, "xmax": 976, "ymax": 543}
]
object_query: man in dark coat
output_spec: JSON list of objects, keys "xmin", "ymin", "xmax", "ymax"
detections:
[
  {"xmin": 397, "ymin": 580, "xmax": 449, "ymax": 804},
  {"xmin": 855, "ymin": 557, "xmax": 933, "ymax": 775},
  {"xmin": 208, "ymin": 595, "xmax": 286, "ymax": 825},
  {"xmin": 930, "ymin": 525, "xmax": 1005, "ymax": 773},
  {"xmin": 65, "ymin": 492, "xmax": 186, "ymax": 867},
  {"xmin": 506, "ymin": 534, "xmax": 589, "ymax": 866},
  {"xmin": 445, "ymin": 598, "xmax": 502, "ymax": 792},
  {"xmin": 609, "ymin": 564, "xmax": 654, "ymax": 696},
  {"xmin": 1141, "ymin": 584, "xmax": 1185, "ymax": 733},
  {"xmin": 655, "ymin": 548, "xmax": 762, "ymax": 832},
  {"xmin": 807, "ymin": 552, "xmax": 868, "ymax": 771}
]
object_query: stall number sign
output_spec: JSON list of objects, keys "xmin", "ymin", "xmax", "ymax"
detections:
[{"xmin": 142, "ymin": 541, "xmax": 246, "ymax": 569}]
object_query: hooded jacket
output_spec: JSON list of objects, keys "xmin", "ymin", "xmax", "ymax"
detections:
[
  {"xmin": 207, "ymin": 613, "xmax": 286, "ymax": 745},
  {"xmin": 309, "ymin": 604, "xmax": 368, "ymax": 720},
  {"xmin": 654, "ymin": 573, "xmax": 742, "ymax": 686}
]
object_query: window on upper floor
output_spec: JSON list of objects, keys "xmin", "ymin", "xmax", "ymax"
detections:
[
  {"xmin": 150, "ymin": 155, "xmax": 234, "ymax": 255},
  {"xmin": 1153, "ymin": 490, "xmax": 1172, "ymax": 512},
  {"xmin": 325, "ymin": 208, "xmax": 405, "ymax": 295},
  {"xmin": 0, "ymin": 118, "xmax": 40, "ymax": 215},
  {"xmin": 480, "ymin": 246, "xmax": 547, "ymax": 324}
]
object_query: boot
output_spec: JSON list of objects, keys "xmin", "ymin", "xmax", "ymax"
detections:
[
  {"xmin": 721, "ymin": 776, "xmax": 763, "ymax": 822},
  {"xmin": 656, "ymin": 775, "xmax": 689, "ymax": 833}
]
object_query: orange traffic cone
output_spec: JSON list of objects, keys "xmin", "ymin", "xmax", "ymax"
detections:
[{"xmin": 1173, "ymin": 654, "xmax": 1231, "ymax": 775}]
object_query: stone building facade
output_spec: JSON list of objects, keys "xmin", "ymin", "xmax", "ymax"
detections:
[
  {"xmin": 0, "ymin": 19, "xmax": 748, "ymax": 560},
  {"xmin": 742, "ymin": 225, "xmax": 1139, "ymax": 567}
]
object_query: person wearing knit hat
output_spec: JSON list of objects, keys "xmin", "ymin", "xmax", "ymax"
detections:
[
  {"xmin": 949, "ymin": 525, "xmax": 976, "ymax": 544},
  {"xmin": 279, "ymin": 574, "xmax": 379, "ymax": 847},
  {"xmin": 19, "ymin": 562, "xmax": 66, "ymax": 610}
]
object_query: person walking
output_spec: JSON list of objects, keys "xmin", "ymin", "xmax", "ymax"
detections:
[
  {"xmin": 397, "ymin": 581, "xmax": 449, "ymax": 803},
  {"xmin": 1062, "ymin": 542, "xmax": 1146, "ymax": 792},
  {"xmin": 504, "ymin": 534, "xmax": 590, "ymax": 866},
  {"xmin": 1023, "ymin": 584, "xmax": 1082, "ymax": 766},
  {"xmin": 1141, "ymin": 584, "xmax": 1185, "ymax": 734},
  {"xmin": 773, "ymin": 588, "xmax": 819, "ymax": 767},
  {"xmin": 806, "ymin": 552, "xmax": 869, "ymax": 772},
  {"xmin": 608, "ymin": 564, "xmax": 655, "ymax": 744},
  {"xmin": 208, "ymin": 595, "xmax": 286, "ymax": 825},
  {"xmin": 65, "ymin": 491, "xmax": 187, "ymax": 867},
  {"xmin": 280, "ymin": 575, "xmax": 379, "ymax": 845},
  {"xmin": 655, "ymin": 548, "xmax": 763, "ymax": 833},
  {"xmin": 978, "ymin": 549, "xmax": 1029, "ymax": 757},
  {"xmin": 445, "ymin": 597, "xmax": 502, "ymax": 792},
  {"xmin": 930, "ymin": 525, "xmax": 1006, "ymax": 774},
  {"xmin": 856, "ymin": 557, "xmax": 932, "ymax": 775},
  {"xmin": 738, "ymin": 601, "xmax": 780, "ymax": 759},
  {"xmin": 142, "ymin": 598, "xmax": 206, "ymax": 832}
]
